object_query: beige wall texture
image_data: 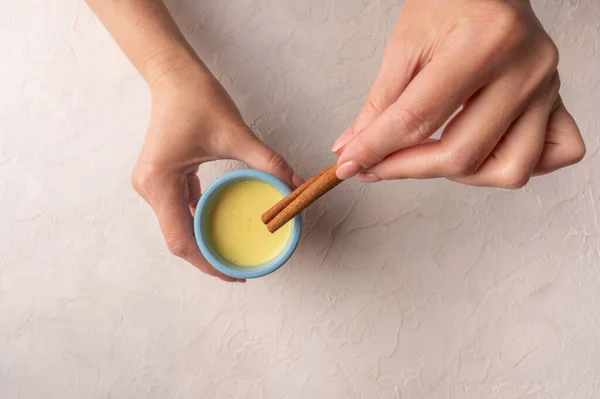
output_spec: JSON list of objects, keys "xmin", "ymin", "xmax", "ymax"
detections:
[{"xmin": 1, "ymin": 0, "xmax": 599, "ymax": 398}]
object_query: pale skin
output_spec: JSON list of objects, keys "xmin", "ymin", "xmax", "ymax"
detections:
[
  {"xmin": 87, "ymin": 0, "xmax": 585, "ymax": 281},
  {"xmin": 334, "ymin": 0, "xmax": 586, "ymax": 187},
  {"xmin": 86, "ymin": 0, "xmax": 304, "ymax": 282}
]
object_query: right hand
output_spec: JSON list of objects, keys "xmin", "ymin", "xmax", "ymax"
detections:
[
  {"xmin": 131, "ymin": 63, "xmax": 303, "ymax": 282},
  {"xmin": 334, "ymin": 0, "xmax": 585, "ymax": 188}
]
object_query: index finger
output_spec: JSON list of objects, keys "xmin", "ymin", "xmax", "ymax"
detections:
[
  {"xmin": 336, "ymin": 54, "xmax": 491, "ymax": 179},
  {"xmin": 150, "ymin": 174, "xmax": 243, "ymax": 283}
]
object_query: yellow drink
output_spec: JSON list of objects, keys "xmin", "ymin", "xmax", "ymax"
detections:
[{"xmin": 208, "ymin": 180, "xmax": 292, "ymax": 266}]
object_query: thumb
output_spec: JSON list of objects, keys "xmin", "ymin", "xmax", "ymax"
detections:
[{"xmin": 233, "ymin": 133, "xmax": 301, "ymax": 188}]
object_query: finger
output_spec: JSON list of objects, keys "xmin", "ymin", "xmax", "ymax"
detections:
[
  {"xmin": 148, "ymin": 174, "xmax": 243, "ymax": 283},
  {"xmin": 356, "ymin": 140, "xmax": 441, "ymax": 181},
  {"xmin": 332, "ymin": 40, "xmax": 416, "ymax": 154},
  {"xmin": 336, "ymin": 52, "xmax": 492, "ymax": 179},
  {"xmin": 534, "ymin": 100, "xmax": 585, "ymax": 175},
  {"xmin": 358, "ymin": 62, "xmax": 554, "ymax": 181},
  {"xmin": 356, "ymin": 78, "xmax": 522, "ymax": 181},
  {"xmin": 331, "ymin": 126, "xmax": 355, "ymax": 155},
  {"xmin": 354, "ymin": 25, "xmax": 419, "ymax": 133},
  {"xmin": 436, "ymin": 72, "xmax": 537, "ymax": 177},
  {"xmin": 232, "ymin": 133, "xmax": 299, "ymax": 188},
  {"xmin": 450, "ymin": 74, "xmax": 560, "ymax": 188}
]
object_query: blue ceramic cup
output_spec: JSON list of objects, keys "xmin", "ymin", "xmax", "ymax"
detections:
[{"xmin": 193, "ymin": 170, "xmax": 302, "ymax": 279}]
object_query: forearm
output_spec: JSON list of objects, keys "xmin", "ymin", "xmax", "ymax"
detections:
[{"xmin": 86, "ymin": 0, "xmax": 208, "ymax": 88}]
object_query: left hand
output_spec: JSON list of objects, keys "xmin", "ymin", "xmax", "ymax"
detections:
[
  {"xmin": 131, "ymin": 64, "xmax": 302, "ymax": 282},
  {"xmin": 333, "ymin": 0, "xmax": 585, "ymax": 188}
]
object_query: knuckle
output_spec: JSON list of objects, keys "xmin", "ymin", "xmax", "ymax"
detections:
[
  {"xmin": 497, "ymin": 167, "xmax": 531, "ymax": 189},
  {"xmin": 130, "ymin": 166, "xmax": 155, "ymax": 195},
  {"xmin": 538, "ymin": 38, "xmax": 560, "ymax": 74},
  {"xmin": 364, "ymin": 96, "xmax": 382, "ymax": 116},
  {"xmin": 549, "ymin": 72, "xmax": 561, "ymax": 93},
  {"xmin": 497, "ymin": 6, "xmax": 527, "ymax": 44},
  {"xmin": 268, "ymin": 152, "xmax": 288, "ymax": 173},
  {"xmin": 480, "ymin": 4, "xmax": 527, "ymax": 56},
  {"xmin": 524, "ymin": 39, "xmax": 560, "ymax": 92},
  {"xmin": 356, "ymin": 135, "xmax": 384, "ymax": 165},
  {"xmin": 564, "ymin": 137, "xmax": 586, "ymax": 166},
  {"xmin": 446, "ymin": 148, "xmax": 482, "ymax": 177},
  {"xmin": 166, "ymin": 238, "xmax": 190, "ymax": 258},
  {"xmin": 391, "ymin": 108, "xmax": 428, "ymax": 144}
]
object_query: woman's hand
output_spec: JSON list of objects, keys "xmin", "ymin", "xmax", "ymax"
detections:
[
  {"xmin": 131, "ymin": 65, "xmax": 302, "ymax": 282},
  {"xmin": 334, "ymin": 0, "xmax": 585, "ymax": 188},
  {"xmin": 87, "ymin": 0, "xmax": 301, "ymax": 282}
]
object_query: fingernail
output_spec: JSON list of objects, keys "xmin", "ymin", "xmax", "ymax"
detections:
[
  {"xmin": 292, "ymin": 173, "xmax": 305, "ymax": 188},
  {"xmin": 357, "ymin": 172, "xmax": 381, "ymax": 183},
  {"xmin": 336, "ymin": 161, "xmax": 361, "ymax": 180},
  {"xmin": 331, "ymin": 127, "xmax": 353, "ymax": 153}
]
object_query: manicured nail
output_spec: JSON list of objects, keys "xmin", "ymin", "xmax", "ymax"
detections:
[
  {"xmin": 331, "ymin": 127, "xmax": 353, "ymax": 153},
  {"xmin": 292, "ymin": 173, "xmax": 306, "ymax": 188},
  {"xmin": 357, "ymin": 172, "xmax": 381, "ymax": 183},
  {"xmin": 336, "ymin": 161, "xmax": 361, "ymax": 180}
]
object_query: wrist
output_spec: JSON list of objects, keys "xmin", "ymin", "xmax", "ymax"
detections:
[{"xmin": 144, "ymin": 49, "xmax": 212, "ymax": 94}]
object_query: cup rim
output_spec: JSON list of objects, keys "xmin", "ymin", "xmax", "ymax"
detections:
[{"xmin": 193, "ymin": 169, "xmax": 302, "ymax": 279}]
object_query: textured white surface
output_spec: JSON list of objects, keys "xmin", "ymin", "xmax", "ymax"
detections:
[{"xmin": 1, "ymin": 0, "xmax": 599, "ymax": 398}]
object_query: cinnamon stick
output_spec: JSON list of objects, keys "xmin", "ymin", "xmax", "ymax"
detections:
[
  {"xmin": 261, "ymin": 167, "xmax": 328, "ymax": 224},
  {"xmin": 263, "ymin": 164, "xmax": 342, "ymax": 233}
]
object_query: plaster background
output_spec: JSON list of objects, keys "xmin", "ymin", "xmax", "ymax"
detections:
[{"xmin": 1, "ymin": 0, "xmax": 600, "ymax": 398}]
